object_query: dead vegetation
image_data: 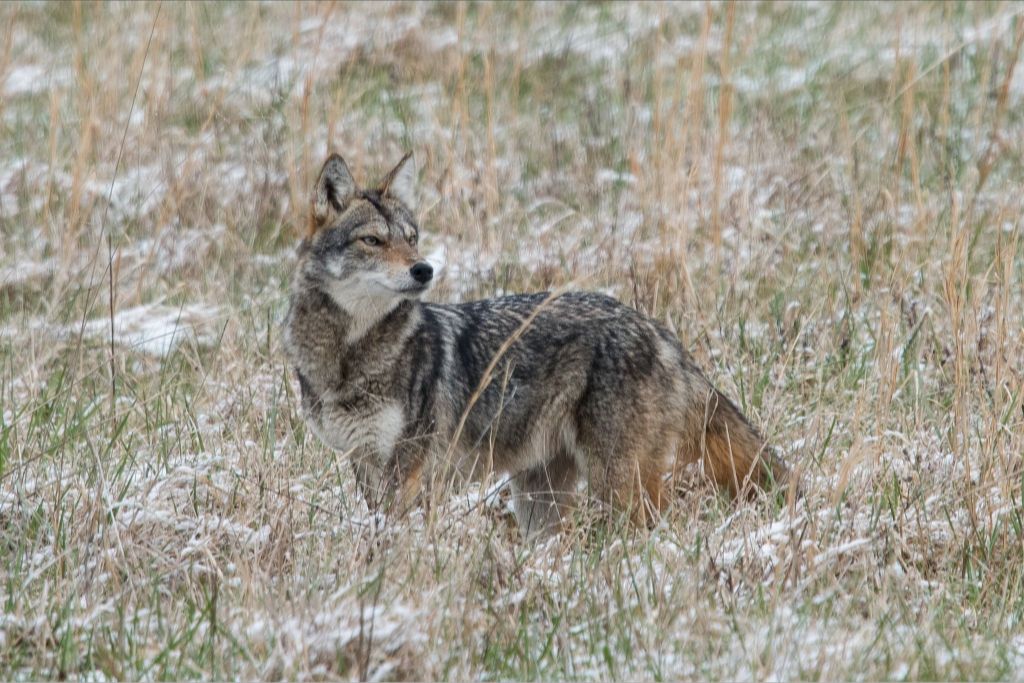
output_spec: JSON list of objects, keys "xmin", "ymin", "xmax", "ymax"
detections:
[{"xmin": 1, "ymin": 2, "xmax": 1023, "ymax": 679}]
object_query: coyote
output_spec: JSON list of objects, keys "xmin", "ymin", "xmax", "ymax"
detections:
[{"xmin": 284, "ymin": 153, "xmax": 788, "ymax": 538}]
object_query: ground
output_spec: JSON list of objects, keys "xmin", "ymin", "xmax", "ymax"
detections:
[{"xmin": 1, "ymin": 2, "xmax": 1023, "ymax": 680}]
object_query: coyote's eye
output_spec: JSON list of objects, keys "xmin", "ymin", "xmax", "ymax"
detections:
[
  {"xmin": 361, "ymin": 236, "xmax": 382, "ymax": 247},
  {"xmin": 408, "ymin": 235, "xmax": 417, "ymax": 247}
]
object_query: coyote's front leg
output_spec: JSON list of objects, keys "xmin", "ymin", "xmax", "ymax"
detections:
[{"xmin": 351, "ymin": 446, "xmax": 425, "ymax": 519}]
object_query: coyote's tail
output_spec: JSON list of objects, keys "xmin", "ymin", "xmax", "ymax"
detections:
[{"xmin": 701, "ymin": 389, "xmax": 789, "ymax": 497}]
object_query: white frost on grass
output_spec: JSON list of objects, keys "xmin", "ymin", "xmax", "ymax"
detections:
[
  {"xmin": 240, "ymin": 600, "xmax": 429, "ymax": 680},
  {"xmin": 0, "ymin": 259, "xmax": 56, "ymax": 288},
  {"xmin": 594, "ymin": 168, "xmax": 637, "ymax": 186},
  {"xmin": 87, "ymin": 302, "xmax": 225, "ymax": 357},
  {"xmin": 0, "ymin": 302, "xmax": 225, "ymax": 357},
  {"xmin": 118, "ymin": 224, "xmax": 228, "ymax": 277},
  {"xmin": 84, "ymin": 164, "xmax": 165, "ymax": 221},
  {"xmin": 3, "ymin": 64, "xmax": 71, "ymax": 96}
]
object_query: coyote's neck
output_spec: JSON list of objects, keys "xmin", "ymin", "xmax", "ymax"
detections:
[
  {"xmin": 342, "ymin": 297, "xmax": 419, "ymax": 350},
  {"xmin": 286, "ymin": 287, "xmax": 420, "ymax": 389},
  {"xmin": 336, "ymin": 288, "xmax": 403, "ymax": 344}
]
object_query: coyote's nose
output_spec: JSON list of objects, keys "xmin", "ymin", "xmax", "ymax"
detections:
[{"xmin": 410, "ymin": 262, "xmax": 433, "ymax": 284}]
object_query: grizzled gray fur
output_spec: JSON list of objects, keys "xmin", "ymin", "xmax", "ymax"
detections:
[{"xmin": 284, "ymin": 153, "xmax": 788, "ymax": 539}]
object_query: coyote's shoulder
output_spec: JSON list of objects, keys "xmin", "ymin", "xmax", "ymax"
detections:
[{"xmin": 284, "ymin": 153, "xmax": 788, "ymax": 539}]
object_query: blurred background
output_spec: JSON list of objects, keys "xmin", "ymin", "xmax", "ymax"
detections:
[{"xmin": 1, "ymin": 2, "xmax": 1023, "ymax": 679}]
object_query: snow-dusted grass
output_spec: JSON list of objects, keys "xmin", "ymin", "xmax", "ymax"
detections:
[{"xmin": 2, "ymin": 2, "xmax": 1023, "ymax": 679}]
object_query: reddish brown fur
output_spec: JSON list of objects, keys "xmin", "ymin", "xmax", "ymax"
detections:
[
  {"xmin": 701, "ymin": 420, "xmax": 768, "ymax": 496},
  {"xmin": 383, "ymin": 242, "xmax": 419, "ymax": 268},
  {"xmin": 667, "ymin": 389, "xmax": 786, "ymax": 503}
]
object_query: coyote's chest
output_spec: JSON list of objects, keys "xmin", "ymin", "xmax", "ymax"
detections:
[
  {"xmin": 293, "ymin": 349, "xmax": 407, "ymax": 458},
  {"xmin": 306, "ymin": 394, "xmax": 405, "ymax": 458}
]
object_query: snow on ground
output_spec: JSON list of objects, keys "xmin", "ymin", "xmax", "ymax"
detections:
[
  {"xmin": 0, "ymin": 1, "xmax": 1022, "ymax": 680},
  {"xmin": 0, "ymin": 302, "xmax": 223, "ymax": 357}
]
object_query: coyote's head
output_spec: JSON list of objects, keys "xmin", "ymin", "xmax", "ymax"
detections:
[{"xmin": 299, "ymin": 153, "xmax": 433, "ymax": 325}]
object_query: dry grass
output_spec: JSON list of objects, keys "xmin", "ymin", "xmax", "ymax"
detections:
[{"xmin": 2, "ymin": 1, "xmax": 1023, "ymax": 680}]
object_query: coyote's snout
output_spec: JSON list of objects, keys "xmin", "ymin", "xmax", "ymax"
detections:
[{"xmin": 284, "ymin": 153, "xmax": 790, "ymax": 539}]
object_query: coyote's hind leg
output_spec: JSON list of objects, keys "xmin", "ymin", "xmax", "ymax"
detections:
[
  {"xmin": 510, "ymin": 450, "xmax": 579, "ymax": 541},
  {"xmin": 578, "ymin": 439, "xmax": 669, "ymax": 529}
]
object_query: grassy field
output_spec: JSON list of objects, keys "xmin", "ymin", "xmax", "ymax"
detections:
[{"xmin": 2, "ymin": 1, "xmax": 1023, "ymax": 679}]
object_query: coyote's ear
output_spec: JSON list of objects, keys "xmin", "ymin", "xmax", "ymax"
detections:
[
  {"xmin": 310, "ymin": 154, "xmax": 358, "ymax": 235},
  {"xmin": 380, "ymin": 152, "xmax": 416, "ymax": 211}
]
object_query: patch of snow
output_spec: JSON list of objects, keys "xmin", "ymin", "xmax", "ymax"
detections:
[
  {"xmin": 0, "ymin": 259, "xmax": 56, "ymax": 288},
  {"xmin": 84, "ymin": 302, "xmax": 225, "ymax": 357},
  {"xmin": 0, "ymin": 302, "xmax": 225, "ymax": 357},
  {"xmin": 84, "ymin": 164, "xmax": 164, "ymax": 220},
  {"xmin": 595, "ymin": 168, "xmax": 637, "ymax": 186},
  {"xmin": 3, "ymin": 64, "xmax": 70, "ymax": 96}
]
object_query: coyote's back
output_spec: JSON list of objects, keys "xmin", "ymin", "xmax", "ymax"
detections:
[{"xmin": 284, "ymin": 152, "xmax": 789, "ymax": 539}]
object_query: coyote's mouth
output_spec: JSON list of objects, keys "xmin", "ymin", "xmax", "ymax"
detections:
[
  {"xmin": 377, "ymin": 280, "xmax": 430, "ymax": 295},
  {"xmin": 394, "ymin": 283, "xmax": 429, "ymax": 295}
]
